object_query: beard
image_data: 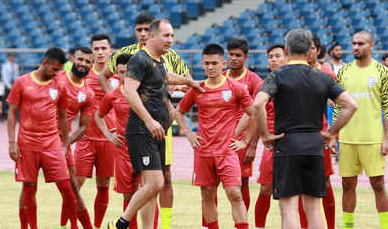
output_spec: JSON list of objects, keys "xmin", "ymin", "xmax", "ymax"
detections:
[
  {"xmin": 333, "ymin": 53, "xmax": 342, "ymax": 60},
  {"xmin": 71, "ymin": 64, "xmax": 89, "ymax": 78}
]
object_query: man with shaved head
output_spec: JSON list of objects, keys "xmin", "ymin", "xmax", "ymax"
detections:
[{"xmin": 334, "ymin": 31, "xmax": 388, "ymax": 229}]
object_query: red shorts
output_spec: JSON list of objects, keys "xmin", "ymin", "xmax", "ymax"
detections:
[
  {"xmin": 66, "ymin": 146, "xmax": 75, "ymax": 167},
  {"xmin": 324, "ymin": 147, "xmax": 333, "ymax": 177},
  {"xmin": 193, "ymin": 154, "xmax": 242, "ymax": 187},
  {"xmin": 16, "ymin": 149, "xmax": 69, "ymax": 183},
  {"xmin": 257, "ymin": 148, "xmax": 273, "ymax": 185},
  {"xmin": 74, "ymin": 138, "xmax": 115, "ymax": 178},
  {"xmin": 114, "ymin": 146, "xmax": 139, "ymax": 194}
]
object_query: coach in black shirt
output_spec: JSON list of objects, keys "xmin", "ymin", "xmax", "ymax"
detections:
[{"xmin": 252, "ymin": 29, "xmax": 358, "ymax": 229}]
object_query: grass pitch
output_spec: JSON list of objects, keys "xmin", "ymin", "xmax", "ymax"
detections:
[{"xmin": 0, "ymin": 171, "xmax": 383, "ymax": 228}]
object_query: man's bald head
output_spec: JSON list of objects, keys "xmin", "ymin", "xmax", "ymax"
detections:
[{"xmin": 353, "ymin": 31, "xmax": 374, "ymax": 45}]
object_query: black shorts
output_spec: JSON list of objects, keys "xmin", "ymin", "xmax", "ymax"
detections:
[
  {"xmin": 127, "ymin": 134, "xmax": 166, "ymax": 176},
  {"xmin": 272, "ymin": 155, "xmax": 326, "ymax": 199}
]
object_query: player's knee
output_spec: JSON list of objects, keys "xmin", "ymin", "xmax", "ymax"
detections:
[
  {"xmin": 201, "ymin": 187, "xmax": 215, "ymax": 203},
  {"xmin": 151, "ymin": 178, "xmax": 165, "ymax": 192},
  {"xmin": 260, "ymin": 184, "xmax": 272, "ymax": 196},
  {"xmin": 163, "ymin": 170, "xmax": 172, "ymax": 187},
  {"xmin": 342, "ymin": 180, "xmax": 356, "ymax": 192},
  {"xmin": 371, "ymin": 179, "xmax": 386, "ymax": 194},
  {"xmin": 226, "ymin": 188, "xmax": 244, "ymax": 204}
]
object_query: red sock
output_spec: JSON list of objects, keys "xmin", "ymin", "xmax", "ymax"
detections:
[
  {"xmin": 19, "ymin": 208, "xmax": 28, "ymax": 229},
  {"xmin": 124, "ymin": 200, "xmax": 138, "ymax": 229},
  {"xmin": 298, "ymin": 197, "xmax": 308, "ymax": 228},
  {"xmin": 23, "ymin": 185, "xmax": 37, "ymax": 229},
  {"xmin": 208, "ymin": 220, "xmax": 219, "ymax": 229},
  {"xmin": 235, "ymin": 222, "xmax": 249, "ymax": 229},
  {"xmin": 154, "ymin": 203, "xmax": 159, "ymax": 229},
  {"xmin": 323, "ymin": 185, "xmax": 335, "ymax": 229},
  {"xmin": 57, "ymin": 180, "xmax": 78, "ymax": 229},
  {"xmin": 202, "ymin": 193, "xmax": 218, "ymax": 228},
  {"xmin": 255, "ymin": 194, "xmax": 271, "ymax": 227},
  {"xmin": 78, "ymin": 209, "xmax": 93, "ymax": 229},
  {"xmin": 241, "ymin": 185, "xmax": 250, "ymax": 210},
  {"xmin": 94, "ymin": 187, "xmax": 109, "ymax": 228}
]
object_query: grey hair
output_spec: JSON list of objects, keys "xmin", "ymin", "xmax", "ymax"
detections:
[{"xmin": 285, "ymin": 29, "xmax": 313, "ymax": 55}]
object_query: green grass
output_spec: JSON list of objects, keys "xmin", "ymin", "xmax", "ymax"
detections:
[{"xmin": 0, "ymin": 171, "xmax": 383, "ymax": 228}]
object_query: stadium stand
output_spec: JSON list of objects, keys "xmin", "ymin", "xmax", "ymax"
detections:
[{"xmin": 0, "ymin": 0, "xmax": 387, "ymax": 78}]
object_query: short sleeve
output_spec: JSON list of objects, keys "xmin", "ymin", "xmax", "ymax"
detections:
[
  {"xmin": 163, "ymin": 49, "xmax": 190, "ymax": 76},
  {"xmin": 178, "ymin": 88, "xmax": 196, "ymax": 112},
  {"xmin": 98, "ymin": 91, "xmax": 114, "ymax": 116},
  {"xmin": 126, "ymin": 53, "xmax": 147, "ymax": 82},
  {"xmin": 81, "ymin": 90, "xmax": 96, "ymax": 117},
  {"xmin": 260, "ymin": 72, "xmax": 278, "ymax": 97},
  {"xmin": 58, "ymin": 85, "xmax": 68, "ymax": 110},
  {"xmin": 328, "ymin": 76, "xmax": 345, "ymax": 100},
  {"xmin": 235, "ymin": 83, "xmax": 253, "ymax": 108},
  {"xmin": 6, "ymin": 78, "xmax": 22, "ymax": 106},
  {"xmin": 108, "ymin": 51, "xmax": 120, "ymax": 74}
]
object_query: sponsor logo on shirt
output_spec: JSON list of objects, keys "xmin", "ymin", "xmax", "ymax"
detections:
[
  {"xmin": 350, "ymin": 92, "xmax": 373, "ymax": 99},
  {"xmin": 222, "ymin": 90, "xmax": 232, "ymax": 102},
  {"xmin": 368, "ymin": 76, "xmax": 377, "ymax": 87},
  {"xmin": 49, "ymin": 88, "xmax": 58, "ymax": 100},
  {"xmin": 77, "ymin": 91, "xmax": 86, "ymax": 103}
]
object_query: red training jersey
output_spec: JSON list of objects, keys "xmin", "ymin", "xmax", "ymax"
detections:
[
  {"xmin": 57, "ymin": 71, "xmax": 95, "ymax": 131},
  {"xmin": 7, "ymin": 71, "xmax": 67, "ymax": 151},
  {"xmin": 223, "ymin": 68, "xmax": 263, "ymax": 120},
  {"xmin": 98, "ymin": 85, "xmax": 129, "ymax": 137},
  {"xmin": 319, "ymin": 63, "xmax": 337, "ymax": 132},
  {"xmin": 178, "ymin": 77, "xmax": 253, "ymax": 157},
  {"xmin": 84, "ymin": 67, "xmax": 116, "ymax": 141}
]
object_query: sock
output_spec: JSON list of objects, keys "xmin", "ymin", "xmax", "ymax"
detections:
[
  {"xmin": 343, "ymin": 212, "xmax": 354, "ymax": 228},
  {"xmin": 255, "ymin": 194, "xmax": 271, "ymax": 227},
  {"xmin": 19, "ymin": 208, "xmax": 28, "ymax": 229},
  {"xmin": 202, "ymin": 215, "xmax": 208, "ymax": 228},
  {"xmin": 57, "ymin": 180, "xmax": 78, "ymax": 229},
  {"xmin": 378, "ymin": 212, "xmax": 388, "ymax": 229},
  {"xmin": 207, "ymin": 221, "xmax": 219, "ymax": 229},
  {"xmin": 298, "ymin": 197, "xmax": 308, "ymax": 229},
  {"xmin": 241, "ymin": 185, "xmax": 250, "ymax": 210},
  {"xmin": 94, "ymin": 187, "xmax": 109, "ymax": 228},
  {"xmin": 78, "ymin": 209, "xmax": 93, "ymax": 229},
  {"xmin": 116, "ymin": 217, "xmax": 130, "ymax": 229},
  {"xmin": 23, "ymin": 185, "xmax": 37, "ymax": 229},
  {"xmin": 323, "ymin": 185, "xmax": 335, "ymax": 229},
  {"xmin": 235, "ymin": 222, "xmax": 249, "ymax": 229},
  {"xmin": 154, "ymin": 203, "xmax": 159, "ymax": 229},
  {"xmin": 161, "ymin": 207, "xmax": 173, "ymax": 229},
  {"xmin": 123, "ymin": 200, "xmax": 138, "ymax": 229}
]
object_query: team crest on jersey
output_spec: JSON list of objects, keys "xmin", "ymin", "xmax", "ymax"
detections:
[
  {"xmin": 222, "ymin": 90, "xmax": 232, "ymax": 102},
  {"xmin": 49, "ymin": 88, "xmax": 58, "ymax": 100},
  {"xmin": 244, "ymin": 84, "xmax": 248, "ymax": 88},
  {"xmin": 142, "ymin": 156, "xmax": 150, "ymax": 166},
  {"xmin": 368, "ymin": 77, "xmax": 377, "ymax": 87},
  {"xmin": 109, "ymin": 78, "xmax": 119, "ymax": 89},
  {"xmin": 77, "ymin": 91, "xmax": 86, "ymax": 103}
]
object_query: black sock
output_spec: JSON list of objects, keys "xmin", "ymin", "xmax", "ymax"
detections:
[{"xmin": 116, "ymin": 217, "xmax": 130, "ymax": 229}]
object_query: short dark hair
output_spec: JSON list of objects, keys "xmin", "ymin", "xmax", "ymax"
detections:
[
  {"xmin": 227, "ymin": 38, "xmax": 249, "ymax": 55},
  {"xmin": 91, "ymin": 34, "xmax": 111, "ymax": 45},
  {"xmin": 382, "ymin": 53, "xmax": 388, "ymax": 61},
  {"xmin": 68, "ymin": 47, "xmax": 76, "ymax": 55},
  {"xmin": 149, "ymin": 18, "xmax": 171, "ymax": 34},
  {"xmin": 318, "ymin": 45, "xmax": 326, "ymax": 59},
  {"xmin": 267, "ymin": 44, "xmax": 285, "ymax": 54},
  {"xmin": 328, "ymin": 42, "xmax": 341, "ymax": 54},
  {"xmin": 7, "ymin": 53, "xmax": 14, "ymax": 57},
  {"xmin": 43, "ymin": 47, "xmax": 66, "ymax": 64},
  {"xmin": 75, "ymin": 47, "xmax": 93, "ymax": 55},
  {"xmin": 202, "ymin": 44, "xmax": 224, "ymax": 56},
  {"xmin": 312, "ymin": 34, "xmax": 321, "ymax": 51},
  {"xmin": 116, "ymin": 54, "xmax": 132, "ymax": 66},
  {"xmin": 135, "ymin": 12, "xmax": 155, "ymax": 25}
]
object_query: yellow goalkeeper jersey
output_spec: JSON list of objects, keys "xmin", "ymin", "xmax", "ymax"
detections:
[{"xmin": 334, "ymin": 59, "xmax": 388, "ymax": 144}]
